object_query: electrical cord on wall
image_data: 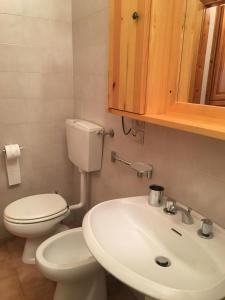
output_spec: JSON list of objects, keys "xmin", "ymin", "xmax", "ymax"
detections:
[{"xmin": 122, "ymin": 117, "xmax": 132, "ymax": 135}]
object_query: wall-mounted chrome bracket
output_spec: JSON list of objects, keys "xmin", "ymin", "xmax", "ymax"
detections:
[
  {"xmin": 111, "ymin": 151, "xmax": 131, "ymax": 165},
  {"xmin": 111, "ymin": 151, "xmax": 153, "ymax": 179},
  {"xmin": 98, "ymin": 129, "xmax": 115, "ymax": 138}
]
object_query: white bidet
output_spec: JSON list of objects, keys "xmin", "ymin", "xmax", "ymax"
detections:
[{"xmin": 36, "ymin": 227, "xmax": 107, "ymax": 300}]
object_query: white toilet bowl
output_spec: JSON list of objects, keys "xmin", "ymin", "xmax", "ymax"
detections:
[
  {"xmin": 36, "ymin": 227, "xmax": 107, "ymax": 300},
  {"xmin": 4, "ymin": 194, "xmax": 70, "ymax": 264}
]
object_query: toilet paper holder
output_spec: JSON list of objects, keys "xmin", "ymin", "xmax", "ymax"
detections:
[{"xmin": 2, "ymin": 146, "xmax": 23, "ymax": 152}]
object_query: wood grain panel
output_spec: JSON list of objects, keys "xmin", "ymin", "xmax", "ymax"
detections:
[
  {"xmin": 146, "ymin": 0, "xmax": 187, "ymax": 114},
  {"xmin": 192, "ymin": 9, "xmax": 210, "ymax": 102},
  {"xmin": 209, "ymin": 6, "xmax": 225, "ymax": 103},
  {"xmin": 108, "ymin": 0, "xmax": 151, "ymax": 114},
  {"xmin": 178, "ymin": 0, "xmax": 205, "ymax": 103},
  {"xmin": 201, "ymin": 0, "xmax": 225, "ymax": 7},
  {"xmin": 109, "ymin": 107, "xmax": 225, "ymax": 140},
  {"xmin": 210, "ymin": 100, "xmax": 225, "ymax": 105},
  {"xmin": 125, "ymin": 0, "xmax": 151, "ymax": 114},
  {"xmin": 108, "ymin": 0, "xmax": 124, "ymax": 110}
]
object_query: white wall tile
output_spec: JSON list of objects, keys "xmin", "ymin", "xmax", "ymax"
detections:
[
  {"xmin": 52, "ymin": 0, "xmax": 72, "ymax": 22},
  {"xmin": 51, "ymin": 21, "xmax": 73, "ymax": 50},
  {"xmin": 73, "ymin": 9, "xmax": 108, "ymax": 76},
  {"xmin": 72, "ymin": 0, "xmax": 107, "ymax": 21},
  {"xmin": 22, "ymin": 17, "xmax": 53, "ymax": 47},
  {"xmin": 20, "ymin": 73, "xmax": 43, "ymax": 98},
  {"xmin": 0, "ymin": 72, "xmax": 23, "ymax": 98},
  {"xmin": 0, "ymin": 99, "xmax": 28, "ymax": 124},
  {"xmin": 26, "ymin": 98, "xmax": 74, "ymax": 122},
  {"xmin": 22, "ymin": 0, "xmax": 52, "ymax": 19},
  {"xmin": 22, "ymin": 0, "xmax": 72, "ymax": 22},
  {"xmin": 30, "ymin": 143, "xmax": 69, "ymax": 169},
  {"xmin": 25, "ymin": 121, "xmax": 66, "ymax": 146},
  {"xmin": 0, "ymin": 123, "xmax": 30, "ymax": 147},
  {"xmin": 0, "ymin": 45, "xmax": 44, "ymax": 73},
  {"xmin": 74, "ymin": 44, "xmax": 108, "ymax": 76},
  {"xmin": 0, "ymin": 14, "xmax": 23, "ymax": 44},
  {"xmin": 44, "ymin": 47, "xmax": 73, "ymax": 73},
  {"xmin": 0, "ymin": 0, "xmax": 23, "ymax": 15},
  {"xmin": 42, "ymin": 73, "xmax": 73, "ymax": 99}
]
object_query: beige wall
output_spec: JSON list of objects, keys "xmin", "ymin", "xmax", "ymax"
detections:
[
  {"xmin": 72, "ymin": 0, "xmax": 225, "ymax": 228},
  {"xmin": 0, "ymin": 0, "xmax": 75, "ymax": 236}
]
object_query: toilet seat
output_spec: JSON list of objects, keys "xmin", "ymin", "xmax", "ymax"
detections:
[
  {"xmin": 4, "ymin": 207, "xmax": 69, "ymax": 224},
  {"xmin": 4, "ymin": 194, "xmax": 69, "ymax": 224}
]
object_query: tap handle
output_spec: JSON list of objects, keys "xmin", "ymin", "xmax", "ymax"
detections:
[
  {"xmin": 165, "ymin": 198, "xmax": 175, "ymax": 209},
  {"xmin": 164, "ymin": 197, "xmax": 177, "ymax": 215},
  {"xmin": 201, "ymin": 219, "xmax": 213, "ymax": 237},
  {"xmin": 187, "ymin": 207, "xmax": 192, "ymax": 214}
]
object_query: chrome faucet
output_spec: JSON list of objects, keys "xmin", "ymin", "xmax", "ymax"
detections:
[
  {"xmin": 164, "ymin": 198, "xmax": 194, "ymax": 225},
  {"xmin": 176, "ymin": 206, "xmax": 193, "ymax": 225}
]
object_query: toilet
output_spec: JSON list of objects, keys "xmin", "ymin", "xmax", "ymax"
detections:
[
  {"xmin": 3, "ymin": 119, "xmax": 104, "ymax": 264},
  {"xmin": 36, "ymin": 227, "xmax": 107, "ymax": 300},
  {"xmin": 4, "ymin": 193, "xmax": 70, "ymax": 264}
]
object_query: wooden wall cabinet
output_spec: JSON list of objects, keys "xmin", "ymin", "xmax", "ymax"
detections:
[
  {"xmin": 108, "ymin": 0, "xmax": 225, "ymax": 141},
  {"xmin": 108, "ymin": 0, "xmax": 151, "ymax": 114}
]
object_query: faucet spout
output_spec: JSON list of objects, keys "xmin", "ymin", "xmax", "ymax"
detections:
[
  {"xmin": 176, "ymin": 206, "xmax": 194, "ymax": 225},
  {"xmin": 163, "ymin": 198, "xmax": 194, "ymax": 225}
]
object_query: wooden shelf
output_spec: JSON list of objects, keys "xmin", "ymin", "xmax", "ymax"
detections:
[{"xmin": 109, "ymin": 108, "xmax": 225, "ymax": 141}]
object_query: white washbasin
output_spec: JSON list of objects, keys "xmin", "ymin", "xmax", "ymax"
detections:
[{"xmin": 82, "ymin": 196, "xmax": 225, "ymax": 300}]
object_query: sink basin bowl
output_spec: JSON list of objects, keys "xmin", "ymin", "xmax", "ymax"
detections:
[{"xmin": 82, "ymin": 196, "xmax": 225, "ymax": 300}]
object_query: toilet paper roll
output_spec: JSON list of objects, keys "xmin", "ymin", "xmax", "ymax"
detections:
[{"xmin": 4, "ymin": 144, "xmax": 21, "ymax": 186}]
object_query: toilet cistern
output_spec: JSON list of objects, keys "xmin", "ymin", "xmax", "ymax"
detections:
[{"xmin": 66, "ymin": 119, "xmax": 114, "ymax": 211}]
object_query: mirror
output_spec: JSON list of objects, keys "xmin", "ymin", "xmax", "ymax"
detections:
[{"xmin": 178, "ymin": 0, "xmax": 225, "ymax": 106}]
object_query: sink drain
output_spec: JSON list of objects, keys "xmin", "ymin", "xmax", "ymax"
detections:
[{"xmin": 155, "ymin": 256, "xmax": 171, "ymax": 268}]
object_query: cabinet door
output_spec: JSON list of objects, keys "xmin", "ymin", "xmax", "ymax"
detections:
[
  {"xmin": 146, "ymin": 0, "xmax": 187, "ymax": 114},
  {"xmin": 208, "ymin": 6, "xmax": 225, "ymax": 106},
  {"xmin": 108, "ymin": 0, "xmax": 151, "ymax": 114}
]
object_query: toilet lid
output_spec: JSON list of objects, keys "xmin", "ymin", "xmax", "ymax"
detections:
[{"xmin": 4, "ymin": 194, "xmax": 68, "ymax": 221}]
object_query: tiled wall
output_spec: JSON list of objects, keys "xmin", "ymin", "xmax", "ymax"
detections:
[
  {"xmin": 0, "ymin": 0, "xmax": 74, "ymax": 236},
  {"xmin": 72, "ymin": 0, "xmax": 225, "ymax": 228}
]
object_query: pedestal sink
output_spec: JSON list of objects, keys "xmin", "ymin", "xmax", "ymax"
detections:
[{"xmin": 82, "ymin": 196, "xmax": 225, "ymax": 300}]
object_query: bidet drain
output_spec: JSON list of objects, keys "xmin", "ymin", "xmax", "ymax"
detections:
[{"xmin": 155, "ymin": 256, "xmax": 171, "ymax": 267}]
